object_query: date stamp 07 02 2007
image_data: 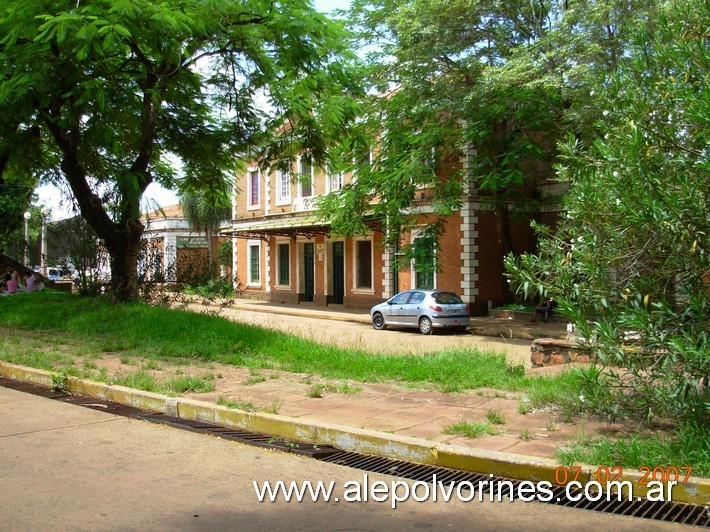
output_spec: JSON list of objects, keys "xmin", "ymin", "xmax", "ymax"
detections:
[{"xmin": 554, "ymin": 465, "xmax": 694, "ymax": 488}]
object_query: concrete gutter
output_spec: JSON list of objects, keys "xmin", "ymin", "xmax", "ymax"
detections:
[{"xmin": 2, "ymin": 361, "xmax": 708, "ymax": 506}]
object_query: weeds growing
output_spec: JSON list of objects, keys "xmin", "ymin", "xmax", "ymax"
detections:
[{"xmin": 442, "ymin": 420, "xmax": 503, "ymax": 439}]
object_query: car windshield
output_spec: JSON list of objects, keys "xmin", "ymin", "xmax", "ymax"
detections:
[{"xmin": 432, "ymin": 292, "xmax": 463, "ymax": 305}]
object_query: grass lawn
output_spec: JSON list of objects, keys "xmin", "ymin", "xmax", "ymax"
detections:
[
  {"xmin": 0, "ymin": 291, "xmax": 575, "ymax": 398},
  {"xmin": 1, "ymin": 291, "xmax": 707, "ymax": 476}
]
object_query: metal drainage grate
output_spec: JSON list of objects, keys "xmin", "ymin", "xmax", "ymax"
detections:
[
  {"xmin": 320, "ymin": 451, "xmax": 709, "ymax": 526},
  {"xmin": 1, "ymin": 377, "xmax": 707, "ymax": 527}
]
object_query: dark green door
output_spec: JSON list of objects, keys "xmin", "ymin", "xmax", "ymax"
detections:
[
  {"xmin": 303, "ymin": 243, "xmax": 314, "ymax": 302},
  {"xmin": 332, "ymin": 242, "xmax": 344, "ymax": 305}
]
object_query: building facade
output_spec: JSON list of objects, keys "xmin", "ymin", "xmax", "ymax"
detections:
[{"xmin": 225, "ymin": 154, "xmax": 560, "ymax": 314}]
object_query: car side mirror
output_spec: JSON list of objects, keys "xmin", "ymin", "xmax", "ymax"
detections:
[{"xmin": 387, "ymin": 301, "xmax": 393, "ymax": 305}]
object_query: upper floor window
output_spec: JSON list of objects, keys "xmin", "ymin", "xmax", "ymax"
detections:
[
  {"xmin": 276, "ymin": 169, "xmax": 291, "ymax": 204},
  {"xmin": 299, "ymin": 158, "xmax": 313, "ymax": 197},
  {"xmin": 248, "ymin": 168, "xmax": 260, "ymax": 208},
  {"xmin": 327, "ymin": 168, "xmax": 344, "ymax": 193}
]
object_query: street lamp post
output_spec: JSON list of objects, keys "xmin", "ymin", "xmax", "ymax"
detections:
[
  {"xmin": 23, "ymin": 211, "xmax": 31, "ymax": 267},
  {"xmin": 40, "ymin": 211, "xmax": 48, "ymax": 277}
]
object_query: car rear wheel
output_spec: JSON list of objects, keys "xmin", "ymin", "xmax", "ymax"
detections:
[
  {"xmin": 419, "ymin": 316, "xmax": 433, "ymax": 335},
  {"xmin": 372, "ymin": 312, "xmax": 387, "ymax": 330}
]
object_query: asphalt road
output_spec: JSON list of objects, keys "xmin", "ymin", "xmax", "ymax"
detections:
[{"xmin": 0, "ymin": 386, "xmax": 684, "ymax": 531}]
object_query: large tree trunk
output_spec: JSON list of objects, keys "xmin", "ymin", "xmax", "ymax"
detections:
[
  {"xmin": 53, "ymin": 121, "xmax": 151, "ymax": 302},
  {"xmin": 105, "ymin": 218, "xmax": 144, "ymax": 302}
]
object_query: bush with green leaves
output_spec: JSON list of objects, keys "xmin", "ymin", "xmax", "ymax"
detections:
[{"xmin": 505, "ymin": 0, "xmax": 709, "ymax": 426}]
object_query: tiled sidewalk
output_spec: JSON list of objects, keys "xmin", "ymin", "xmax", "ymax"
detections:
[
  {"xmin": 177, "ymin": 297, "xmax": 601, "ymax": 461},
  {"xmin": 182, "ymin": 359, "xmax": 627, "ymax": 463}
]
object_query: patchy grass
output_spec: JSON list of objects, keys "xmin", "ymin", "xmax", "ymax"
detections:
[
  {"xmin": 216, "ymin": 396, "xmax": 258, "ymax": 412},
  {"xmin": 0, "ymin": 293, "xmax": 574, "ymax": 399},
  {"xmin": 113, "ymin": 370, "xmax": 159, "ymax": 393},
  {"xmin": 486, "ymin": 409, "xmax": 506, "ymax": 425},
  {"xmin": 1, "ymin": 293, "xmax": 706, "ymax": 477},
  {"xmin": 308, "ymin": 383, "xmax": 325, "ymax": 398},
  {"xmin": 308, "ymin": 381, "xmax": 363, "ymax": 398},
  {"xmin": 443, "ymin": 420, "xmax": 503, "ymax": 439},
  {"xmin": 242, "ymin": 373, "xmax": 267, "ymax": 385},
  {"xmin": 557, "ymin": 422, "xmax": 710, "ymax": 477},
  {"xmin": 164, "ymin": 375, "xmax": 216, "ymax": 394}
]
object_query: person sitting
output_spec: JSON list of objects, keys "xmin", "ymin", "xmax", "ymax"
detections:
[
  {"xmin": 23, "ymin": 270, "xmax": 39, "ymax": 292},
  {"xmin": 532, "ymin": 298, "xmax": 554, "ymax": 323},
  {"xmin": 6, "ymin": 266, "xmax": 19, "ymax": 284},
  {"xmin": 4, "ymin": 273, "xmax": 19, "ymax": 295}
]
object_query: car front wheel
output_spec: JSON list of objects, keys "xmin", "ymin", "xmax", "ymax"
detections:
[
  {"xmin": 419, "ymin": 316, "xmax": 433, "ymax": 335},
  {"xmin": 372, "ymin": 312, "xmax": 387, "ymax": 330}
]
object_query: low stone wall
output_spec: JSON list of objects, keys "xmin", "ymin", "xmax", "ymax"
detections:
[
  {"xmin": 530, "ymin": 338, "xmax": 594, "ymax": 367},
  {"xmin": 492, "ymin": 308, "xmax": 566, "ymax": 323}
]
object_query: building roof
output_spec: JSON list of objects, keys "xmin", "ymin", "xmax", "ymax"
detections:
[{"xmin": 144, "ymin": 204, "xmax": 184, "ymax": 221}]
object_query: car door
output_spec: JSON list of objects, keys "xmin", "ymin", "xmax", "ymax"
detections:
[
  {"xmin": 402, "ymin": 291, "xmax": 426, "ymax": 326},
  {"xmin": 387, "ymin": 292, "xmax": 413, "ymax": 325}
]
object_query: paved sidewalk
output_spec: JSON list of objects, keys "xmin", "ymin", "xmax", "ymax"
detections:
[
  {"xmin": 176, "ymin": 296, "xmax": 591, "ymax": 462},
  {"xmin": 200, "ymin": 295, "xmax": 570, "ymax": 340}
]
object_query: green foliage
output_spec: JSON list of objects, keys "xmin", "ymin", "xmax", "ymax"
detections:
[
  {"xmin": 191, "ymin": 277, "xmax": 236, "ymax": 298},
  {"xmin": 485, "ymin": 409, "xmax": 506, "ymax": 425},
  {"xmin": 0, "ymin": 0, "xmax": 362, "ymax": 300},
  {"xmin": 217, "ymin": 240, "xmax": 233, "ymax": 270},
  {"xmin": 442, "ymin": 420, "xmax": 502, "ymax": 439},
  {"xmin": 505, "ymin": 0, "xmax": 709, "ymax": 426},
  {"xmin": 558, "ymin": 421, "xmax": 710, "ymax": 478},
  {"xmin": 0, "ymin": 181, "xmax": 34, "ymax": 246},
  {"xmin": 0, "ymin": 200, "xmax": 48, "ymax": 264},
  {"xmin": 0, "ymin": 291, "xmax": 572, "ymax": 396},
  {"xmin": 164, "ymin": 375, "xmax": 216, "ymax": 395},
  {"xmin": 216, "ymin": 396, "xmax": 258, "ymax": 412},
  {"xmin": 51, "ymin": 370, "xmax": 68, "ymax": 393},
  {"xmin": 50, "ymin": 216, "xmax": 108, "ymax": 296},
  {"xmin": 319, "ymin": 0, "xmax": 662, "ymax": 264}
]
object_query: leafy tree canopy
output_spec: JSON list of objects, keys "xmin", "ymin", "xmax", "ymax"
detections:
[
  {"xmin": 318, "ymin": 0, "xmax": 661, "ymax": 270},
  {"xmin": 0, "ymin": 0, "xmax": 362, "ymax": 300},
  {"xmin": 506, "ymin": 0, "xmax": 709, "ymax": 425}
]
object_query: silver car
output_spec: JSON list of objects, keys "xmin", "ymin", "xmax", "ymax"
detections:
[{"xmin": 370, "ymin": 289, "xmax": 470, "ymax": 335}]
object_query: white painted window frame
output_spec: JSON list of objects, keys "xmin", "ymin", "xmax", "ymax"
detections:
[
  {"xmin": 247, "ymin": 239, "xmax": 261, "ymax": 285},
  {"xmin": 246, "ymin": 167, "xmax": 261, "ymax": 211}
]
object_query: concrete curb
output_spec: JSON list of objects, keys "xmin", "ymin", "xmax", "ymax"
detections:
[{"xmin": 2, "ymin": 361, "xmax": 708, "ymax": 506}]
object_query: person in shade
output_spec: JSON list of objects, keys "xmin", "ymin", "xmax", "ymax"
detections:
[
  {"xmin": 24, "ymin": 270, "xmax": 39, "ymax": 292},
  {"xmin": 532, "ymin": 297, "xmax": 554, "ymax": 323},
  {"xmin": 3, "ymin": 273, "xmax": 19, "ymax": 294},
  {"xmin": 6, "ymin": 266, "xmax": 20, "ymax": 284}
]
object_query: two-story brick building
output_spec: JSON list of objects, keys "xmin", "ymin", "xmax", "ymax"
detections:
[{"xmin": 224, "ymin": 150, "xmax": 561, "ymax": 314}]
